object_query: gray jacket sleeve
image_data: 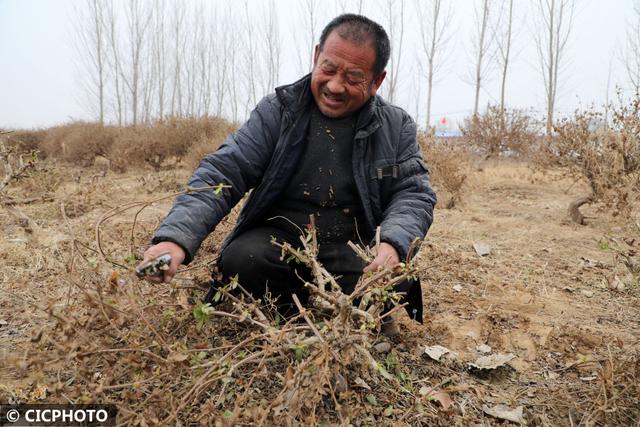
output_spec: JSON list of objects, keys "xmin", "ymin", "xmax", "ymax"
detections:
[
  {"xmin": 152, "ymin": 95, "xmax": 282, "ymax": 263},
  {"xmin": 378, "ymin": 113, "xmax": 437, "ymax": 261}
]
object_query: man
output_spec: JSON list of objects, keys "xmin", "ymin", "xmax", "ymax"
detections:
[{"xmin": 141, "ymin": 14, "xmax": 436, "ymax": 327}]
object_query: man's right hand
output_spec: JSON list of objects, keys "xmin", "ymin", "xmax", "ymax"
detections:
[{"xmin": 140, "ymin": 241, "xmax": 185, "ymax": 283}]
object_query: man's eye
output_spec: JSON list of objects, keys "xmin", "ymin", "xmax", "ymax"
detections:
[
  {"xmin": 322, "ymin": 65, "xmax": 337, "ymax": 74},
  {"xmin": 348, "ymin": 75, "xmax": 365, "ymax": 84}
]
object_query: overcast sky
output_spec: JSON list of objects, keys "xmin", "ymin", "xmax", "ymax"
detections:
[{"xmin": 0, "ymin": 0, "xmax": 636, "ymax": 130}]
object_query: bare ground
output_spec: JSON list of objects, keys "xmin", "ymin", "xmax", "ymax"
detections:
[{"xmin": 0, "ymin": 159, "xmax": 638, "ymax": 425}]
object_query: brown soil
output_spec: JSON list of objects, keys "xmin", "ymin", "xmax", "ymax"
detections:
[{"xmin": 1, "ymin": 159, "xmax": 638, "ymax": 425}]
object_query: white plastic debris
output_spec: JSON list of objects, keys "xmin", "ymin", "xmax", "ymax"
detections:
[
  {"xmin": 473, "ymin": 241, "xmax": 491, "ymax": 256},
  {"xmin": 468, "ymin": 353, "xmax": 515, "ymax": 370},
  {"xmin": 482, "ymin": 404, "xmax": 526, "ymax": 425}
]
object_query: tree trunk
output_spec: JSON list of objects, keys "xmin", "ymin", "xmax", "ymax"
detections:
[
  {"xmin": 568, "ymin": 194, "xmax": 593, "ymax": 225},
  {"xmin": 499, "ymin": 0, "xmax": 513, "ymax": 113}
]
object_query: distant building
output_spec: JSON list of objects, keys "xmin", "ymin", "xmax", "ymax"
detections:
[
  {"xmin": 433, "ymin": 116, "xmax": 463, "ymax": 138},
  {"xmin": 434, "ymin": 129, "xmax": 463, "ymax": 138}
]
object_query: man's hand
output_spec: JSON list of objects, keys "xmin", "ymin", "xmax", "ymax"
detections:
[
  {"xmin": 139, "ymin": 241, "xmax": 185, "ymax": 283},
  {"xmin": 363, "ymin": 242, "xmax": 400, "ymax": 273}
]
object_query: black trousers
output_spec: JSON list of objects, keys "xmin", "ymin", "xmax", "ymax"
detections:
[{"xmin": 218, "ymin": 226, "xmax": 366, "ymax": 314}]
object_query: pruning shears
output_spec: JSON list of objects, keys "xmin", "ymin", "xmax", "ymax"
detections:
[{"xmin": 135, "ymin": 253, "xmax": 172, "ymax": 279}]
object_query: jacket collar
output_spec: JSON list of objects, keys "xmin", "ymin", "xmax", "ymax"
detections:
[{"xmin": 276, "ymin": 74, "xmax": 381, "ymax": 137}]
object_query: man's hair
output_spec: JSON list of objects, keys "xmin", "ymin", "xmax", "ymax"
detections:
[{"xmin": 318, "ymin": 14, "xmax": 390, "ymax": 78}]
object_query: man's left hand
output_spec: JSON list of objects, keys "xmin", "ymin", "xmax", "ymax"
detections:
[{"xmin": 364, "ymin": 242, "xmax": 400, "ymax": 273}]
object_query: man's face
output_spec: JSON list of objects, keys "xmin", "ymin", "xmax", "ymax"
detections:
[{"xmin": 310, "ymin": 31, "xmax": 386, "ymax": 118}]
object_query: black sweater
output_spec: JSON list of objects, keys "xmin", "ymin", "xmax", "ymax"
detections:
[{"xmin": 265, "ymin": 105, "xmax": 367, "ymax": 244}]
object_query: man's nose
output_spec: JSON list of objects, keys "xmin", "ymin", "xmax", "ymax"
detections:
[{"xmin": 326, "ymin": 75, "xmax": 346, "ymax": 94}]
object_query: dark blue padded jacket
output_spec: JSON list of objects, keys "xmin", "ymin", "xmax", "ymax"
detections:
[{"xmin": 152, "ymin": 74, "xmax": 437, "ymax": 321}]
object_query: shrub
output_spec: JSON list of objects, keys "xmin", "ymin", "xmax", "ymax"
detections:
[
  {"xmin": 19, "ymin": 117, "xmax": 235, "ymax": 172},
  {"xmin": 182, "ymin": 118, "xmax": 236, "ymax": 169},
  {"xmin": 543, "ymin": 94, "xmax": 640, "ymax": 221},
  {"xmin": 4, "ymin": 130, "xmax": 47, "ymax": 157},
  {"xmin": 110, "ymin": 117, "xmax": 236, "ymax": 172},
  {"xmin": 418, "ymin": 132, "xmax": 468, "ymax": 208},
  {"xmin": 460, "ymin": 106, "xmax": 540, "ymax": 158},
  {"xmin": 41, "ymin": 122, "xmax": 115, "ymax": 166}
]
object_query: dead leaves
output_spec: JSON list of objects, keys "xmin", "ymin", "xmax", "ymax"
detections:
[
  {"xmin": 166, "ymin": 351, "xmax": 189, "ymax": 364},
  {"xmin": 420, "ymin": 387, "xmax": 453, "ymax": 411}
]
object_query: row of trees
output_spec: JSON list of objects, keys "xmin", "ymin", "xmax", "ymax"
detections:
[
  {"xmin": 74, "ymin": 0, "xmax": 281, "ymax": 125},
  {"xmin": 419, "ymin": 0, "xmax": 575, "ymax": 136},
  {"xmin": 74, "ymin": 0, "xmax": 640, "ymax": 133}
]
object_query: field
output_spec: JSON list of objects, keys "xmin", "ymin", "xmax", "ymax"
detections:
[{"xmin": 0, "ymin": 138, "xmax": 639, "ymax": 425}]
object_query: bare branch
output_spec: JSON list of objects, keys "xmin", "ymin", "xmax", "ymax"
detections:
[
  {"xmin": 380, "ymin": 0, "xmax": 405, "ymax": 103},
  {"xmin": 493, "ymin": 0, "xmax": 515, "ymax": 112},
  {"xmin": 416, "ymin": 0, "xmax": 454, "ymax": 128},
  {"xmin": 469, "ymin": 0, "xmax": 498, "ymax": 116},
  {"xmin": 533, "ymin": 0, "xmax": 576, "ymax": 136},
  {"xmin": 72, "ymin": 0, "xmax": 108, "ymax": 124}
]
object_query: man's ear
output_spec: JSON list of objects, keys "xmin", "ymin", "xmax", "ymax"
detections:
[
  {"xmin": 369, "ymin": 70, "xmax": 387, "ymax": 97},
  {"xmin": 312, "ymin": 44, "xmax": 320, "ymax": 67}
]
